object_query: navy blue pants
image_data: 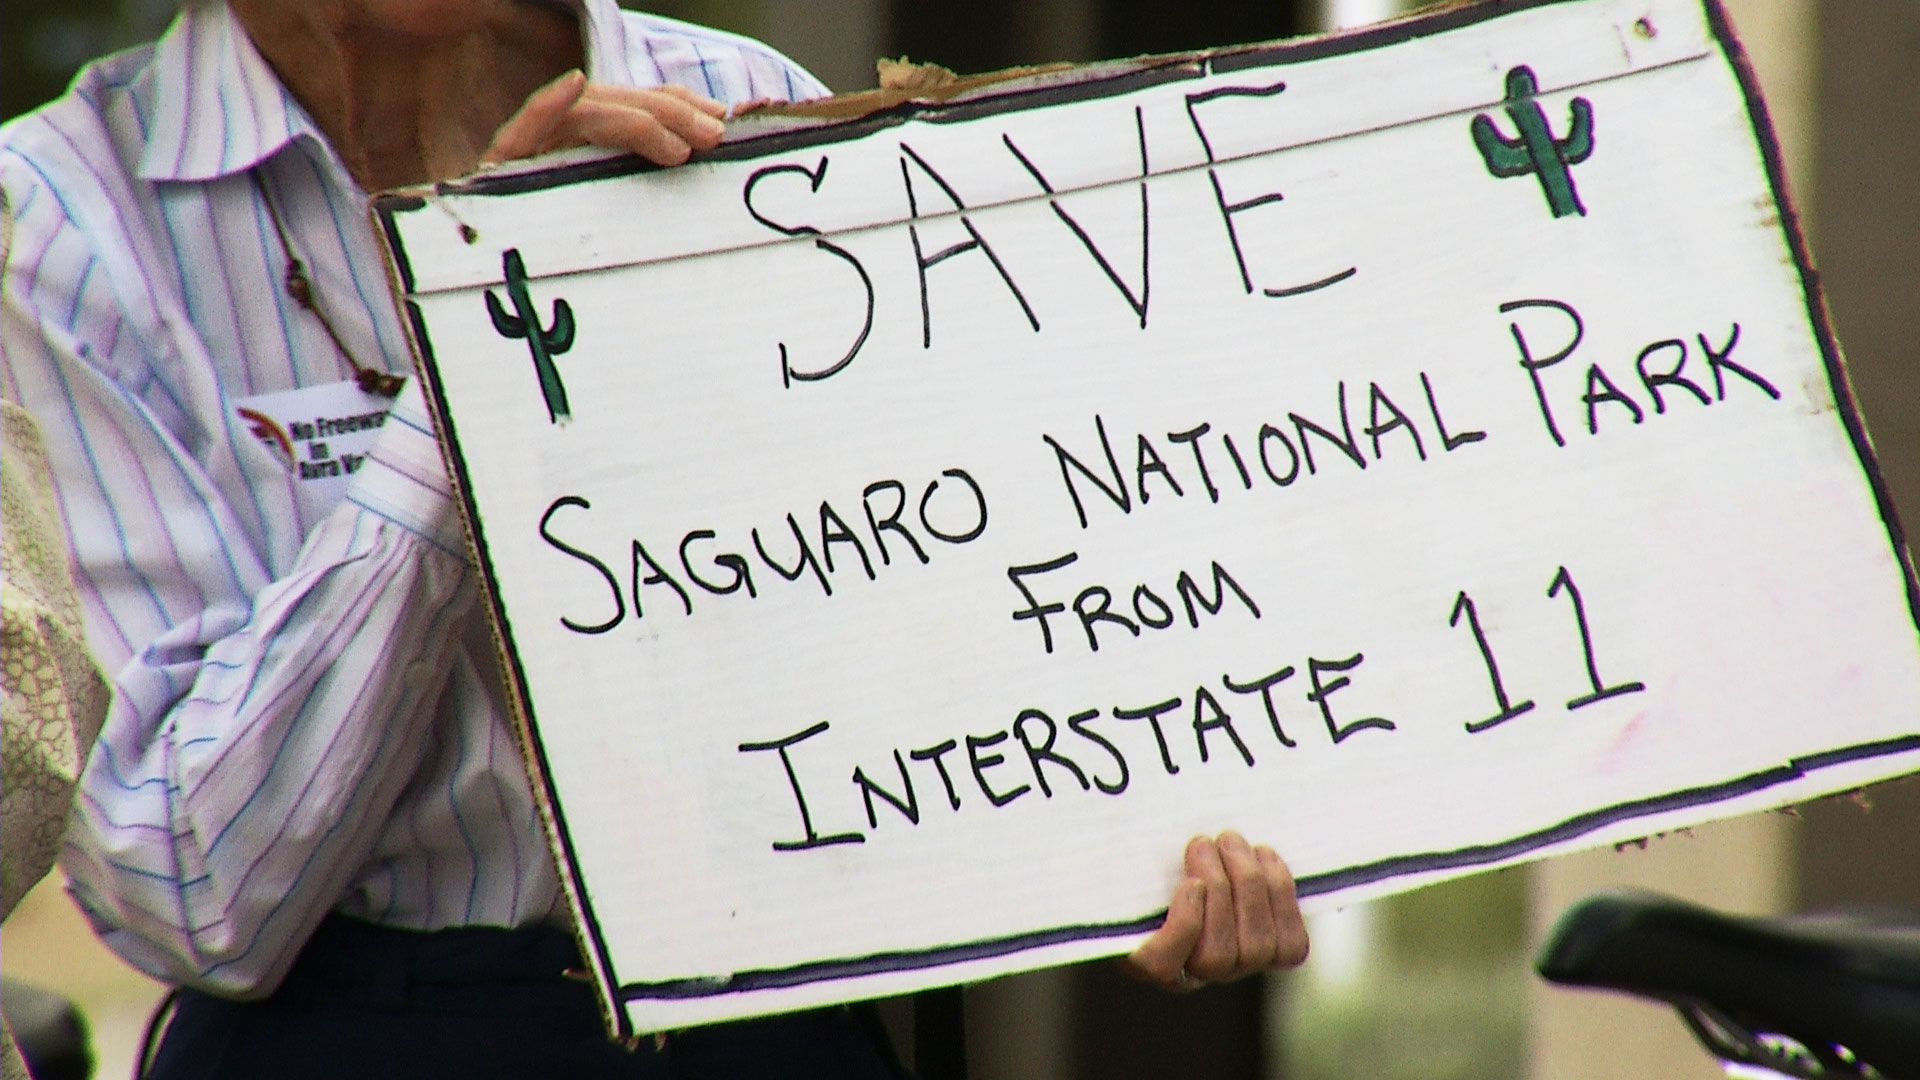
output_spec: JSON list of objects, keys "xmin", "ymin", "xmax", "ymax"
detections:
[{"xmin": 148, "ymin": 917, "xmax": 910, "ymax": 1080}]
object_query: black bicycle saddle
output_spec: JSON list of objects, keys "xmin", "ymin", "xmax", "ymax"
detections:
[{"xmin": 1536, "ymin": 889, "xmax": 1920, "ymax": 1078}]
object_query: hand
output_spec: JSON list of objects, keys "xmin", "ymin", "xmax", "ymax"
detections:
[
  {"xmin": 483, "ymin": 69, "xmax": 729, "ymax": 168},
  {"xmin": 1120, "ymin": 831, "xmax": 1309, "ymax": 992}
]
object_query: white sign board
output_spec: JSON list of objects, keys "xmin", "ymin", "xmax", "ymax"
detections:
[{"xmin": 376, "ymin": 0, "xmax": 1920, "ymax": 1036}]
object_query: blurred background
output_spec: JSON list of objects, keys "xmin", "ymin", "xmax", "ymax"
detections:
[{"xmin": 3, "ymin": 0, "xmax": 1915, "ymax": 1077}]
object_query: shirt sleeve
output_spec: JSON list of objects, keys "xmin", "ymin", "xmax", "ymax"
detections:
[
  {"xmin": 3, "ymin": 161, "xmax": 477, "ymax": 996},
  {"xmin": 620, "ymin": 11, "xmax": 833, "ymax": 104}
]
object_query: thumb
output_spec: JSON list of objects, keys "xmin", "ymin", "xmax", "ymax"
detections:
[{"xmin": 1121, "ymin": 878, "xmax": 1207, "ymax": 990}]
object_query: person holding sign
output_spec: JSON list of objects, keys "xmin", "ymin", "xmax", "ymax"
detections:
[{"xmin": 0, "ymin": 0, "xmax": 1305, "ymax": 1075}]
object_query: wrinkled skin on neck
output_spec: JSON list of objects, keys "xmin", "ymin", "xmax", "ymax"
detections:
[{"xmin": 228, "ymin": 0, "xmax": 584, "ymax": 191}]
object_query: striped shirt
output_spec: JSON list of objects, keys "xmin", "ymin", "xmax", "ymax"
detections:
[{"xmin": 0, "ymin": 0, "xmax": 826, "ymax": 995}]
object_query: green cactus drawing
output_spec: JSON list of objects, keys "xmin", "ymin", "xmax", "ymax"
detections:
[
  {"xmin": 1471, "ymin": 65, "xmax": 1595, "ymax": 218},
  {"xmin": 485, "ymin": 248, "xmax": 577, "ymax": 423}
]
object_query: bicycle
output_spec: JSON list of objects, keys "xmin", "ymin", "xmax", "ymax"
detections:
[{"xmin": 1536, "ymin": 890, "xmax": 1920, "ymax": 1078}]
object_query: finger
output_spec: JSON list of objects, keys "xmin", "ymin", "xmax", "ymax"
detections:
[
  {"xmin": 1219, "ymin": 831, "xmax": 1278, "ymax": 974},
  {"xmin": 483, "ymin": 69, "xmax": 588, "ymax": 165},
  {"xmin": 564, "ymin": 98, "xmax": 698, "ymax": 165},
  {"xmin": 725, "ymin": 97, "xmax": 777, "ymax": 117},
  {"xmin": 580, "ymin": 84, "xmax": 727, "ymax": 148},
  {"xmin": 1257, "ymin": 846, "xmax": 1310, "ymax": 966},
  {"xmin": 1183, "ymin": 834, "xmax": 1238, "ymax": 982},
  {"xmin": 1121, "ymin": 878, "xmax": 1206, "ymax": 991}
]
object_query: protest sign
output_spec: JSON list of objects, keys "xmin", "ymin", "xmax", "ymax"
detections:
[{"xmin": 375, "ymin": 0, "xmax": 1920, "ymax": 1035}]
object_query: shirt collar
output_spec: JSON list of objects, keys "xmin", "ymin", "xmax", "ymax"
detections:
[
  {"xmin": 137, "ymin": 0, "xmax": 638, "ymax": 184},
  {"xmin": 577, "ymin": 0, "xmax": 639, "ymax": 88},
  {"xmin": 137, "ymin": 1, "xmax": 315, "ymax": 182}
]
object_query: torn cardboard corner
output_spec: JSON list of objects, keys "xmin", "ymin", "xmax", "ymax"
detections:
[
  {"xmin": 875, "ymin": 57, "xmax": 965, "ymax": 92},
  {"xmin": 746, "ymin": 57, "xmax": 1099, "ymax": 122}
]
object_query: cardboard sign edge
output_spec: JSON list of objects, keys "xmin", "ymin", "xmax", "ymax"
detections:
[{"xmin": 368, "ymin": 0, "xmax": 1920, "ymax": 1038}]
